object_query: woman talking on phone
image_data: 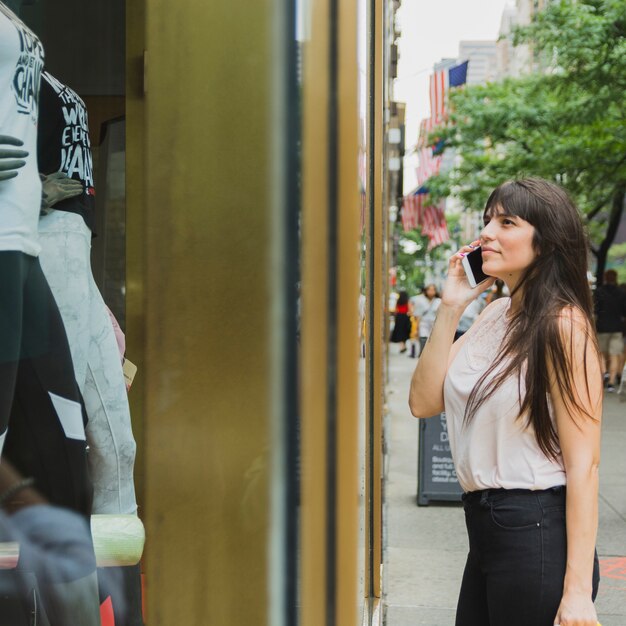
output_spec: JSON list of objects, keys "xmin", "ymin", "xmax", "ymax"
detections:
[{"xmin": 409, "ymin": 178, "xmax": 602, "ymax": 626}]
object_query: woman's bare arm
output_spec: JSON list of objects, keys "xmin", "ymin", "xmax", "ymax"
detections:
[
  {"xmin": 551, "ymin": 309, "xmax": 602, "ymax": 626},
  {"xmin": 409, "ymin": 303, "xmax": 464, "ymax": 417},
  {"xmin": 409, "ymin": 242, "xmax": 494, "ymax": 418}
]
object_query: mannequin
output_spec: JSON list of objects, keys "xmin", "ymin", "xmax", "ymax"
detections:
[
  {"xmin": 0, "ymin": 2, "xmax": 99, "ymax": 624},
  {"xmin": 0, "ymin": 135, "xmax": 27, "ymax": 181},
  {"xmin": 0, "ymin": 0, "xmax": 93, "ymax": 519},
  {"xmin": 37, "ymin": 69, "xmax": 144, "ymax": 626},
  {"xmin": 38, "ymin": 69, "xmax": 138, "ymax": 517}
]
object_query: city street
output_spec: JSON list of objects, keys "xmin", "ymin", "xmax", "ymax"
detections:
[{"xmin": 383, "ymin": 348, "xmax": 626, "ymax": 626}]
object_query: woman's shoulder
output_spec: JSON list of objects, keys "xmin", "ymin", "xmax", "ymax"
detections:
[
  {"xmin": 461, "ymin": 297, "xmax": 510, "ymax": 340},
  {"xmin": 479, "ymin": 296, "xmax": 510, "ymax": 318},
  {"xmin": 447, "ymin": 297, "xmax": 510, "ymax": 364},
  {"xmin": 553, "ymin": 305, "xmax": 595, "ymax": 341}
]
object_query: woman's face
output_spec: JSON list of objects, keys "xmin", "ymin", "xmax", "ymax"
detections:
[
  {"xmin": 424, "ymin": 285, "xmax": 436, "ymax": 299},
  {"xmin": 479, "ymin": 205, "xmax": 537, "ymax": 290}
]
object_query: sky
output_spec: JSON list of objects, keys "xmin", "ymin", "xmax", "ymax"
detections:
[{"xmin": 394, "ymin": 0, "xmax": 513, "ymax": 193}]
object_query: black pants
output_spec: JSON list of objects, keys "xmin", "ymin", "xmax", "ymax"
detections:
[
  {"xmin": 0, "ymin": 251, "xmax": 92, "ymax": 515},
  {"xmin": 456, "ymin": 486, "xmax": 600, "ymax": 626}
]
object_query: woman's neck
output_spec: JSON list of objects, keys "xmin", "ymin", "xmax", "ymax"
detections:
[{"xmin": 507, "ymin": 286, "xmax": 524, "ymax": 315}]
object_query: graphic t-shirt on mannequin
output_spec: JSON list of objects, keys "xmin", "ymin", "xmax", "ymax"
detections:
[
  {"xmin": 38, "ymin": 71, "xmax": 96, "ymax": 232},
  {"xmin": 0, "ymin": 2, "xmax": 44, "ymax": 255}
]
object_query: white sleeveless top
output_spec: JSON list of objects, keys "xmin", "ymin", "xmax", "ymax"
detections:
[
  {"xmin": 443, "ymin": 297, "xmax": 566, "ymax": 492},
  {"xmin": 0, "ymin": 5, "xmax": 45, "ymax": 256}
]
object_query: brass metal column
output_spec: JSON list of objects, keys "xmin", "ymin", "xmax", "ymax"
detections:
[
  {"xmin": 126, "ymin": 0, "xmax": 296, "ymax": 623},
  {"xmin": 126, "ymin": 0, "xmax": 146, "ymax": 510},
  {"xmin": 365, "ymin": 0, "xmax": 385, "ymax": 610},
  {"xmin": 300, "ymin": 0, "xmax": 360, "ymax": 624}
]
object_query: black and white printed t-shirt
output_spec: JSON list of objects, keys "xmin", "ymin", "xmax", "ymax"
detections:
[
  {"xmin": 0, "ymin": 4, "xmax": 44, "ymax": 256},
  {"xmin": 38, "ymin": 71, "xmax": 96, "ymax": 232}
]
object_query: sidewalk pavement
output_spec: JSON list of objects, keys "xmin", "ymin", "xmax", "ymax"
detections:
[{"xmin": 383, "ymin": 348, "xmax": 626, "ymax": 626}]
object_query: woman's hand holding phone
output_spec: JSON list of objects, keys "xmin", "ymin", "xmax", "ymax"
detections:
[
  {"xmin": 462, "ymin": 246, "xmax": 490, "ymax": 288},
  {"xmin": 441, "ymin": 240, "xmax": 495, "ymax": 310}
]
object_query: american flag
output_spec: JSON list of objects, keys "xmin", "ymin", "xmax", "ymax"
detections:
[
  {"xmin": 416, "ymin": 147, "xmax": 441, "ymax": 187},
  {"xmin": 429, "ymin": 71, "xmax": 446, "ymax": 124},
  {"xmin": 417, "ymin": 118, "xmax": 435, "ymax": 149},
  {"xmin": 401, "ymin": 190, "xmax": 424, "ymax": 232},
  {"xmin": 416, "ymin": 117, "xmax": 443, "ymax": 185},
  {"xmin": 429, "ymin": 60, "xmax": 469, "ymax": 123},
  {"xmin": 422, "ymin": 201, "xmax": 449, "ymax": 250},
  {"xmin": 401, "ymin": 62, "xmax": 466, "ymax": 248},
  {"xmin": 401, "ymin": 189, "xmax": 449, "ymax": 250}
]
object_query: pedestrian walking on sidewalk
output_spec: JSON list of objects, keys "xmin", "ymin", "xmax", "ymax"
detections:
[
  {"xmin": 594, "ymin": 269, "xmax": 626, "ymax": 392},
  {"xmin": 390, "ymin": 291, "xmax": 412, "ymax": 354},
  {"xmin": 410, "ymin": 284, "xmax": 441, "ymax": 357},
  {"xmin": 409, "ymin": 178, "xmax": 603, "ymax": 626}
]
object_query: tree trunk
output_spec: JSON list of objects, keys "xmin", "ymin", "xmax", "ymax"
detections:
[{"xmin": 595, "ymin": 184, "xmax": 626, "ymax": 286}]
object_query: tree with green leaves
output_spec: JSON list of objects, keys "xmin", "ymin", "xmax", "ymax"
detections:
[{"xmin": 427, "ymin": 0, "xmax": 626, "ymax": 283}]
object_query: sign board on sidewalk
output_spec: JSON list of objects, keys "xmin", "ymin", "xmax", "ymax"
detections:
[{"xmin": 417, "ymin": 411, "xmax": 463, "ymax": 506}]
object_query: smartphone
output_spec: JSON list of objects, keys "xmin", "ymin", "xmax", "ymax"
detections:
[{"xmin": 462, "ymin": 247, "xmax": 489, "ymax": 288}]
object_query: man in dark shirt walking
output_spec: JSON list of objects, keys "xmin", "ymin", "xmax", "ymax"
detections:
[{"xmin": 594, "ymin": 269, "xmax": 626, "ymax": 392}]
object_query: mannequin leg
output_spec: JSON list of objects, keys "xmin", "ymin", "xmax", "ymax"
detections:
[
  {"xmin": 0, "ymin": 252, "xmax": 22, "ymax": 453},
  {"xmin": 84, "ymin": 276, "xmax": 143, "ymax": 625},
  {"xmin": 4, "ymin": 253, "xmax": 92, "ymax": 515},
  {"xmin": 3, "ymin": 256, "xmax": 98, "ymax": 624},
  {"xmin": 83, "ymin": 281, "xmax": 137, "ymax": 515},
  {"xmin": 39, "ymin": 211, "xmax": 142, "ymax": 623},
  {"xmin": 37, "ymin": 210, "xmax": 91, "ymax": 388},
  {"xmin": 38, "ymin": 210, "xmax": 137, "ymax": 511},
  {"xmin": 0, "ymin": 252, "xmax": 29, "ymax": 625}
]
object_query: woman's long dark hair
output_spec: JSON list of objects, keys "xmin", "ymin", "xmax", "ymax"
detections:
[{"xmin": 464, "ymin": 178, "xmax": 601, "ymax": 459}]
